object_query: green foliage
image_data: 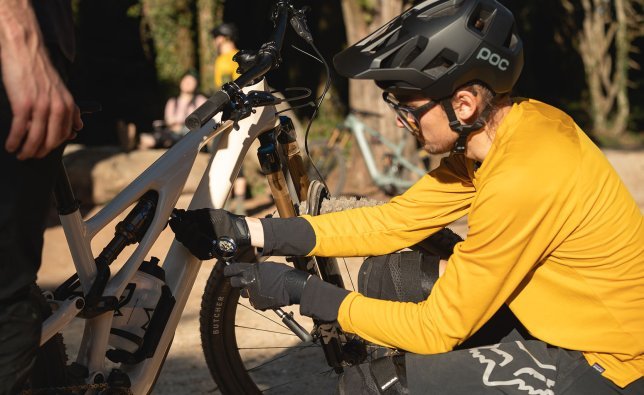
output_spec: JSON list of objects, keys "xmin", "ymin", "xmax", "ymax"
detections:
[
  {"xmin": 142, "ymin": 0, "xmax": 196, "ymax": 92},
  {"xmin": 358, "ymin": 0, "xmax": 378, "ymax": 25},
  {"xmin": 126, "ymin": 3, "xmax": 142, "ymax": 18}
]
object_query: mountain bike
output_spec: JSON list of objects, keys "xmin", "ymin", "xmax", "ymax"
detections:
[
  {"xmin": 307, "ymin": 110, "xmax": 434, "ymax": 196},
  {"xmin": 25, "ymin": 2, "xmax": 461, "ymax": 394}
]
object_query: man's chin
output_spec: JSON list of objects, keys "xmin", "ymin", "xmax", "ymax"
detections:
[{"xmin": 424, "ymin": 144, "xmax": 449, "ymax": 155}]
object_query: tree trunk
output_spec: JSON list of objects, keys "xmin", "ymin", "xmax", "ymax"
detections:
[
  {"xmin": 196, "ymin": 0, "xmax": 221, "ymax": 95},
  {"xmin": 611, "ymin": 0, "xmax": 630, "ymax": 137},
  {"xmin": 340, "ymin": 0, "xmax": 406, "ymax": 192},
  {"xmin": 141, "ymin": 0, "xmax": 196, "ymax": 91},
  {"xmin": 573, "ymin": 0, "xmax": 636, "ymax": 139}
]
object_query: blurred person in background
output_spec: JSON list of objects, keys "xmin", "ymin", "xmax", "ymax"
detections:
[
  {"xmin": 139, "ymin": 70, "xmax": 206, "ymax": 149},
  {"xmin": 211, "ymin": 22, "xmax": 247, "ymax": 215}
]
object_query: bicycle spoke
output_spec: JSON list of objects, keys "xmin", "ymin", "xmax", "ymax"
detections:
[
  {"xmin": 260, "ymin": 367, "xmax": 337, "ymax": 393},
  {"xmin": 238, "ymin": 344, "xmax": 319, "ymax": 350},
  {"xmin": 234, "ymin": 324, "xmax": 297, "ymax": 336},
  {"xmin": 340, "ymin": 257, "xmax": 356, "ymax": 292},
  {"xmin": 237, "ymin": 302, "xmax": 290, "ymax": 330},
  {"xmin": 246, "ymin": 343, "xmax": 317, "ymax": 373}
]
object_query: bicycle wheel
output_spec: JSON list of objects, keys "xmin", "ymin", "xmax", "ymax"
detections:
[
  {"xmin": 23, "ymin": 284, "xmax": 68, "ymax": 393},
  {"xmin": 199, "ymin": 195, "xmax": 463, "ymax": 394},
  {"xmin": 305, "ymin": 140, "xmax": 346, "ymax": 196}
]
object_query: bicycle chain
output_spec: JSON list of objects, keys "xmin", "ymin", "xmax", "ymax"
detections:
[{"xmin": 22, "ymin": 382, "xmax": 133, "ymax": 395}]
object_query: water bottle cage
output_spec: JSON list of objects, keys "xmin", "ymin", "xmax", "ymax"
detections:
[{"xmin": 106, "ymin": 284, "xmax": 176, "ymax": 365}]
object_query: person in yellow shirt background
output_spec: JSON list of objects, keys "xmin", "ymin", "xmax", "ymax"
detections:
[
  {"xmin": 211, "ymin": 23, "xmax": 247, "ymax": 215},
  {"xmin": 211, "ymin": 23, "xmax": 241, "ymax": 89},
  {"xmin": 170, "ymin": 0, "xmax": 643, "ymax": 394}
]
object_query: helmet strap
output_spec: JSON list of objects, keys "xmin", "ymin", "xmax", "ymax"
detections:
[{"xmin": 441, "ymin": 99, "xmax": 491, "ymax": 154}]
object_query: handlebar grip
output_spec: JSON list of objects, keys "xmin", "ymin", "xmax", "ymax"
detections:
[{"xmin": 185, "ymin": 90, "xmax": 230, "ymax": 130}]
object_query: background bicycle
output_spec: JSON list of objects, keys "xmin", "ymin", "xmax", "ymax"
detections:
[{"xmin": 306, "ymin": 110, "xmax": 444, "ymax": 197}]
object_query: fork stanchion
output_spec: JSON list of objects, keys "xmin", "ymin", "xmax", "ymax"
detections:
[
  {"xmin": 257, "ymin": 128, "xmax": 297, "ymax": 218},
  {"xmin": 277, "ymin": 116, "xmax": 310, "ymax": 203}
]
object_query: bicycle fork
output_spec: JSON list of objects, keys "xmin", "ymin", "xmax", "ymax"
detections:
[{"xmin": 256, "ymin": 116, "xmax": 349, "ymax": 372}]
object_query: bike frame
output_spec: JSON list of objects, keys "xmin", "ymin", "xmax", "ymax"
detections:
[
  {"xmin": 345, "ymin": 113, "xmax": 426, "ymax": 191},
  {"xmin": 42, "ymin": 79, "xmax": 279, "ymax": 394}
]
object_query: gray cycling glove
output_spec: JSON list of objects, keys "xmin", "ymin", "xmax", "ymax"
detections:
[
  {"xmin": 224, "ymin": 261, "xmax": 350, "ymax": 322},
  {"xmin": 224, "ymin": 262, "xmax": 309, "ymax": 310},
  {"xmin": 169, "ymin": 208, "xmax": 250, "ymax": 260}
]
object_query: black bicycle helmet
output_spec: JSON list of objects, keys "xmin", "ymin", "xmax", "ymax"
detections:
[
  {"xmin": 333, "ymin": 0, "xmax": 523, "ymax": 100},
  {"xmin": 211, "ymin": 23, "xmax": 239, "ymax": 44}
]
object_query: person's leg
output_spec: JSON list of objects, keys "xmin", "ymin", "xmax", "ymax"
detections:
[
  {"xmin": 0, "ymin": 47, "xmax": 68, "ymax": 394},
  {"xmin": 339, "ymin": 339, "xmax": 641, "ymax": 395},
  {"xmin": 560, "ymin": 369, "xmax": 644, "ymax": 395},
  {"xmin": 0, "ymin": 288, "xmax": 42, "ymax": 395},
  {"xmin": 358, "ymin": 250, "xmax": 439, "ymax": 303},
  {"xmin": 337, "ymin": 354, "xmax": 408, "ymax": 395},
  {"xmin": 405, "ymin": 340, "xmax": 559, "ymax": 394}
]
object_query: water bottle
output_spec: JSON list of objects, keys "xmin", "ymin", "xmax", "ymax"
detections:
[{"xmin": 109, "ymin": 257, "xmax": 166, "ymax": 354}]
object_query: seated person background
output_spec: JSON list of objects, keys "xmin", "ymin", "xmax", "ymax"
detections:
[{"xmin": 140, "ymin": 70, "xmax": 206, "ymax": 149}]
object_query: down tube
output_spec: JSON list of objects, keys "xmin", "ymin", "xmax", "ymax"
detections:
[{"xmin": 125, "ymin": 79, "xmax": 280, "ymax": 394}]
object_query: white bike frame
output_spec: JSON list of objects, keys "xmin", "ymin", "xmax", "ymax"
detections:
[{"xmin": 40, "ymin": 79, "xmax": 279, "ymax": 394}]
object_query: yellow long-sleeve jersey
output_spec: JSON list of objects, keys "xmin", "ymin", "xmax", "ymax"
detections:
[
  {"xmin": 213, "ymin": 49, "xmax": 240, "ymax": 89},
  {"xmin": 302, "ymin": 99, "xmax": 644, "ymax": 387}
]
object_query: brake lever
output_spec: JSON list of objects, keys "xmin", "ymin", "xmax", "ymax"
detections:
[{"xmin": 247, "ymin": 91, "xmax": 284, "ymax": 107}]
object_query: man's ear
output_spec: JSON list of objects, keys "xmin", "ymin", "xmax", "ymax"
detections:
[{"xmin": 453, "ymin": 90, "xmax": 478, "ymax": 123}]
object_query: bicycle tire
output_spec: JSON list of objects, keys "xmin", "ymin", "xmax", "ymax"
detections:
[
  {"xmin": 305, "ymin": 140, "xmax": 347, "ymax": 196},
  {"xmin": 23, "ymin": 284, "xmax": 68, "ymax": 393},
  {"xmin": 199, "ymin": 196, "xmax": 462, "ymax": 394}
]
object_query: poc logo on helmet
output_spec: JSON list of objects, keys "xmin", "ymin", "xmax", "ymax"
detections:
[{"xmin": 476, "ymin": 47, "xmax": 509, "ymax": 71}]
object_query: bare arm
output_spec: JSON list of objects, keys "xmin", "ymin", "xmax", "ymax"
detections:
[
  {"xmin": 0, "ymin": 0, "xmax": 82, "ymax": 160},
  {"xmin": 245, "ymin": 217, "xmax": 265, "ymax": 248}
]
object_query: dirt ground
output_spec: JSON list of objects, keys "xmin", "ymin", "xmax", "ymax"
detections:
[{"xmin": 37, "ymin": 148, "xmax": 644, "ymax": 394}]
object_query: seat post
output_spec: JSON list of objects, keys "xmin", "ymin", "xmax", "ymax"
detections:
[{"xmin": 53, "ymin": 160, "xmax": 79, "ymax": 215}]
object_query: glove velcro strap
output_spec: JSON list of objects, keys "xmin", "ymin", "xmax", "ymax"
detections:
[
  {"xmin": 299, "ymin": 276, "xmax": 350, "ymax": 322},
  {"xmin": 284, "ymin": 269, "xmax": 309, "ymax": 304}
]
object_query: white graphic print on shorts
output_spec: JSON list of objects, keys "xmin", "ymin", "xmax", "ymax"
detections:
[{"xmin": 469, "ymin": 342, "xmax": 556, "ymax": 395}]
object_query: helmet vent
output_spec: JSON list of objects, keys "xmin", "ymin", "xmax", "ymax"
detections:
[
  {"xmin": 382, "ymin": 36, "xmax": 428, "ymax": 68},
  {"xmin": 504, "ymin": 28, "xmax": 520, "ymax": 50},
  {"xmin": 417, "ymin": 0, "xmax": 460, "ymax": 20},
  {"xmin": 468, "ymin": 5, "xmax": 494, "ymax": 36},
  {"xmin": 422, "ymin": 49, "xmax": 457, "ymax": 80}
]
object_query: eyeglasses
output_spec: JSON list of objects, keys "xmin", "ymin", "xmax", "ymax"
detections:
[{"xmin": 382, "ymin": 92, "xmax": 438, "ymax": 136}]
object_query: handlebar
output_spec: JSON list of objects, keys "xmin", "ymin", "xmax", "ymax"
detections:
[
  {"xmin": 185, "ymin": 0, "xmax": 302, "ymax": 130},
  {"xmin": 184, "ymin": 90, "xmax": 230, "ymax": 130}
]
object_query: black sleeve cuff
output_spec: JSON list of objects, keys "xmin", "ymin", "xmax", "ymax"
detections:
[
  {"xmin": 259, "ymin": 217, "xmax": 316, "ymax": 256},
  {"xmin": 300, "ymin": 276, "xmax": 350, "ymax": 322}
]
